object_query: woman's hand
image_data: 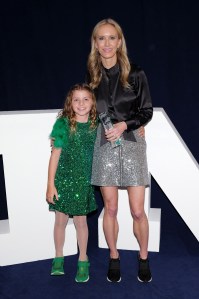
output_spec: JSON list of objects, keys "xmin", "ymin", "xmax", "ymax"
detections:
[
  {"xmin": 138, "ymin": 126, "xmax": 145, "ymax": 137},
  {"xmin": 105, "ymin": 121, "xmax": 127, "ymax": 142},
  {"xmin": 46, "ymin": 184, "xmax": 58, "ymax": 204}
]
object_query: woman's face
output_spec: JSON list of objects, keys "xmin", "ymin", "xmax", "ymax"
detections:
[{"xmin": 95, "ymin": 24, "xmax": 121, "ymax": 66}]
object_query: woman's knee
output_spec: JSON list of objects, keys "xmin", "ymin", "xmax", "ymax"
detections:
[
  {"xmin": 101, "ymin": 187, "xmax": 118, "ymax": 218},
  {"xmin": 104, "ymin": 205, "xmax": 118, "ymax": 218},
  {"xmin": 130, "ymin": 208, "xmax": 145, "ymax": 221}
]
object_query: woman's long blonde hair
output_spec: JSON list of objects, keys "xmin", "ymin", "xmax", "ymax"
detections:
[
  {"xmin": 58, "ymin": 83, "xmax": 97, "ymax": 132},
  {"xmin": 87, "ymin": 18, "xmax": 131, "ymax": 89}
]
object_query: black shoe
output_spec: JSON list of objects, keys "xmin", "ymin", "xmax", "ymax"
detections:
[
  {"xmin": 137, "ymin": 255, "xmax": 152, "ymax": 283},
  {"xmin": 107, "ymin": 258, "xmax": 121, "ymax": 282}
]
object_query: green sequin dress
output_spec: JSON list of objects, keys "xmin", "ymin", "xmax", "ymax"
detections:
[{"xmin": 49, "ymin": 117, "xmax": 97, "ymax": 216}]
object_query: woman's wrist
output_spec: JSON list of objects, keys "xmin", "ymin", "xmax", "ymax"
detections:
[{"xmin": 122, "ymin": 121, "xmax": 127, "ymax": 131}]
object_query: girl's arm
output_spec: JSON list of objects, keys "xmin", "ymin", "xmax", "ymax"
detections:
[{"xmin": 46, "ymin": 147, "xmax": 62, "ymax": 204}]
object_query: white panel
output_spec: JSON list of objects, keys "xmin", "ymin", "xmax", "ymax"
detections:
[
  {"xmin": 0, "ymin": 110, "xmax": 77, "ymax": 266},
  {"xmin": 146, "ymin": 108, "xmax": 199, "ymax": 241},
  {"xmin": 0, "ymin": 219, "xmax": 9, "ymax": 234}
]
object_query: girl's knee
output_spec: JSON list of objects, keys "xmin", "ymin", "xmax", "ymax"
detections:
[
  {"xmin": 55, "ymin": 212, "xmax": 68, "ymax": 227},
  {"xmin": 74, "ymin": 216, "xmax": 87, "ymax": 228}
]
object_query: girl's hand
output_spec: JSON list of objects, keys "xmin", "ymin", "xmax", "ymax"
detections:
[
  {"xmin": 46, "ymin": 184, "xmax": 58, "ymax": 204},
  {"xmin": 138, "ymin": 126, "xmax": 145, "ymax": 137},
  {"xmin": 105, "ymin": 121, "xmax": 127, "ymax": 142}
]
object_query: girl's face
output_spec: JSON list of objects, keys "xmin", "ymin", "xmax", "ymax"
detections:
[
  {"xmin": 71, "ymin": 90, "xmax": 93, "ymax": 122},
  {"xmin": 95, "ymin": 24, "xmax": 121, "ymax": 67}
]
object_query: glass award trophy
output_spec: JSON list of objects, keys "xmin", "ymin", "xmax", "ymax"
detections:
[{"xmin": 99, "ymin": 112, "xmax": 121, "ymax": 148}]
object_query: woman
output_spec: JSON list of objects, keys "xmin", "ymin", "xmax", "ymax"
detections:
[{"xmin": 87, "ymin": 18, "xmax": 153, "ymax": 283}]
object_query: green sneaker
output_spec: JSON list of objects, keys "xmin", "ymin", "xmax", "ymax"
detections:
[
  {"xmin": 75, "ymin": 260, "xmax": 90, "ymax": 282},
  {"xmin": 51, "ymin": 257, "xmax": 65, "ymax": 275}
]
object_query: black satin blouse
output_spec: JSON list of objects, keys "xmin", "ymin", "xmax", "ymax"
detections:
[{"xmin": 86, "ymin": 63, "xmax": 153, "ymax": 144}]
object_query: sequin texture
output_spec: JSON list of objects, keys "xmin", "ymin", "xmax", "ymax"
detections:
[
  {"xmin": 91, "ymin": 124, "xmax": 149, "ymax": 187},
  {"xmin": 49, "ymin": 117, "xmax": 97, "ymax": 215}
]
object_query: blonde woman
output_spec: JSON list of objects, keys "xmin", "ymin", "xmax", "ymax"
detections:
[{"xmin": 87, "ymin": 18, "xmax": 153, "ymax": 283}]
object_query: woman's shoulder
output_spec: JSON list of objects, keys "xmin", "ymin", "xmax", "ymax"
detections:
[
  {"xmin": 129, "ymin": 63, "xmax": 148, "ymax": 83},
  {"xmin": 130, "ymin": 63, "xmax": 143, "ymax": 75}
]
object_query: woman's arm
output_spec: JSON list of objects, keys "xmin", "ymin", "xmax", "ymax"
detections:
[
  {"xmin": 126, "ymin": 68, "xmax": 153, "ymax": 130},
  {"xmin": 105, "ymin": 122, "xmax": 145, "ymax": 141},
  {"xmin": 46, "ymin": 147, "xmax": 62, "ymax": 204}
]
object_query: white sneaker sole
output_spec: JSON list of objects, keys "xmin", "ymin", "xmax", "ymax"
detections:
[
  {"xmin": 107, "ymin": 276, "xmax": 121, "ymax": 282},
  {"xmin": 137, "ymin": 276, "xmax": 152, "ymax": 283},
  {"xmin": 75, "ymin": 276, "xmax": 89, "ymax": 283}
]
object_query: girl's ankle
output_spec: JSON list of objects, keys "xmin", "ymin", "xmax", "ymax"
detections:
[{"xmin": 78, "ymin": 254, "xmax": 88, "ymax": 261}]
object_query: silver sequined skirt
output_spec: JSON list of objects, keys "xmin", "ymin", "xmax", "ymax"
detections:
[{"xmin": 91, "ymin": 124, "xmax": 149, "ymax": 187}]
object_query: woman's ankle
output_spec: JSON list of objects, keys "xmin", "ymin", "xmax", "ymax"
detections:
[{"xmin": 110, "ymin": 251, "xmax": 119, "ymax": 259}]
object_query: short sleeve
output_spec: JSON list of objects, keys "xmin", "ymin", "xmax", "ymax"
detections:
[{"xmin": 50, "ymin": 118, "xmax": 68, "ymax": 148}]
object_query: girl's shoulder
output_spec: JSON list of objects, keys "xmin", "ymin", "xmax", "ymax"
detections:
[
  {"xmin": 51, "ymin": 117, "xmax": 69, "ymax": 135},
  {"xmin": 53, "ymin": 116, "xmax": 69, "ymax": 127},
  {"xmin": 50, "ymin": 117, "xmax": 70, "ymax": 148}
]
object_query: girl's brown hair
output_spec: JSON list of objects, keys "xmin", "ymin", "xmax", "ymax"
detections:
[
  {"xmin": 58, "ymin": 83, "xmax": 97, "ymax": 132},
  {"xmin": 87, "ymin": 18, "xmax": 131, "ymax": 89}
]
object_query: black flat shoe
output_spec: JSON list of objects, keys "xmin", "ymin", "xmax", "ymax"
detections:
[
  {"xmin": 137, "ymin": 254, "xmax": 152, "ymax": 283},
  {"xmin": 107, "ymin": 258, "xmax": 121, "ymax": 282}
]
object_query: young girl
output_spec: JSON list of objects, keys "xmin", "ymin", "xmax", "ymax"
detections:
[{"xmin": 46, "ymin": 83, "xmax": 97, "ymax": 282}]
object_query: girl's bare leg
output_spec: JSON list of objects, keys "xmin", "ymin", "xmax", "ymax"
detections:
[
  {"xmin": 73, "ymin": 215, "xmax": 88, "ymax": 261},
  {"xmin": 54, "ymin": 211, "xmax": 69, "ymax": 257}
]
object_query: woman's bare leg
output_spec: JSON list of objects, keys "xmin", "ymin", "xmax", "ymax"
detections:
[
  {"xmin": 127, "ymin": 186, "xmax": 149, "ymax": 259},
  {"xmin": 100, "ymin": 186, "xmax": 119, "ymax": 258}
]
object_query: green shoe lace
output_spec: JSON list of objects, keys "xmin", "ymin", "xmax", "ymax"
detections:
[
  {"xmin": 75, "ymin": 260, "xmax": 90, "ymax": 282},
  {"xmin": 51, "ymin": 257, "xmax": 65, "ymax": 275}
]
